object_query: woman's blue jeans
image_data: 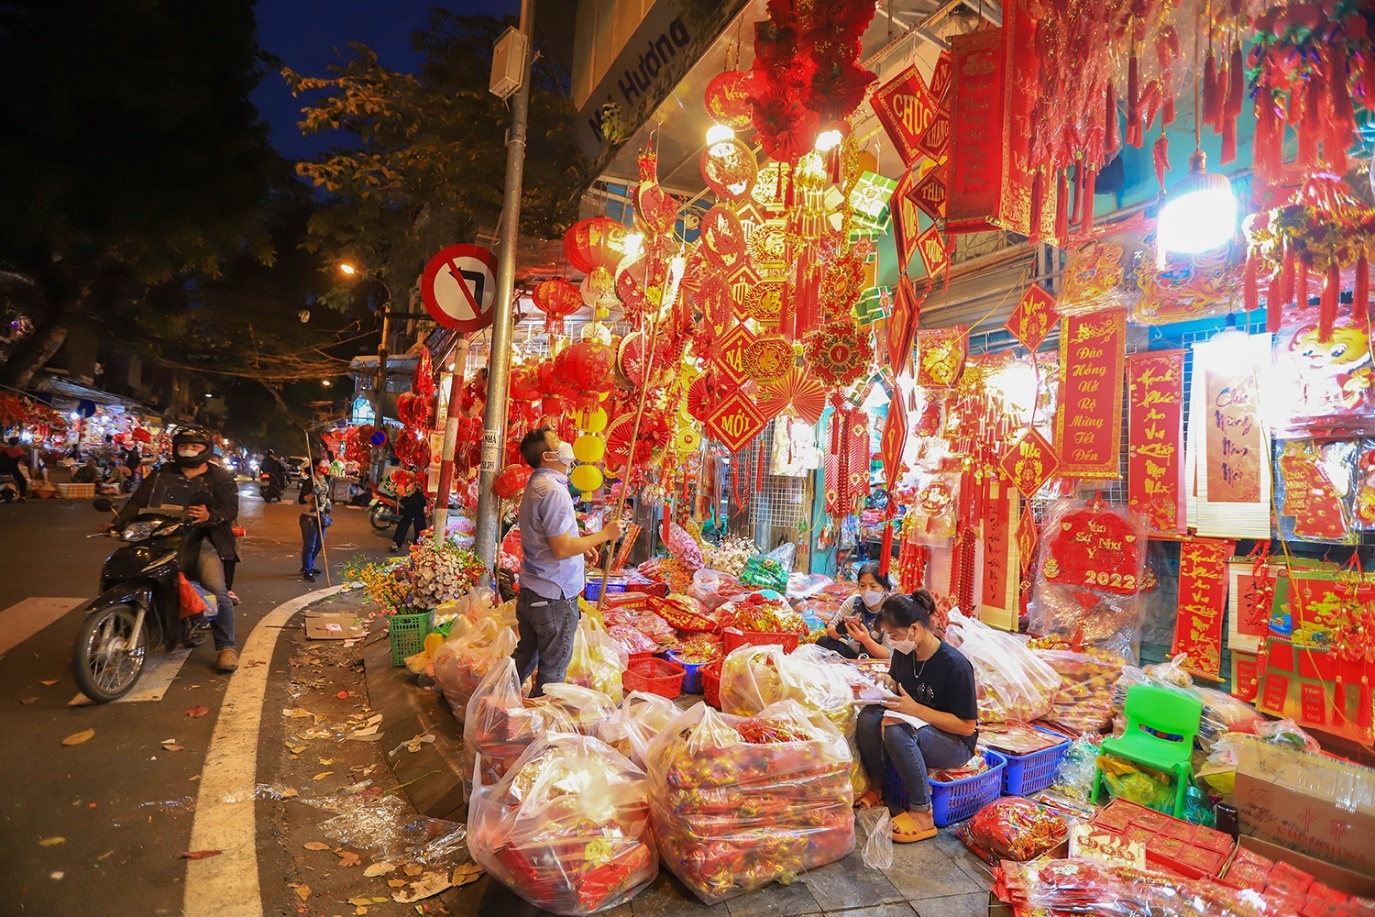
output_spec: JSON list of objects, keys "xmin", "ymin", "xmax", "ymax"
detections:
[{"xmin": 856, "ymin": 704, "xmax": 973, "ymax": 812}]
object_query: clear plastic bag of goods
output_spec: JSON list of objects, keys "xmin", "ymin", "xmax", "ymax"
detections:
[
  {"xmin": 945, "ymin": 610, "xmax": 1062, "ymax": 723},
  {"xmin": 468, "ymin": 732, "xmax": 658, "ymax": 916},
  {"xmin": 959, "ymin": 798, "xmax": 1069, "ymax": 862},
  {"xmin": 1035, "ymin": 647, "xmax": 1124, "ymax": 735},
  {"xmin": 859, "ymin": 806, "xmax": 893, "ymax": 870},
  {"xmin": 665, "ymin": 523, "xmax": 704, "ymax": 571},
  {"xmin": 688, "ymin": 568, "xmax": 742, "ymax": 611},
  {"xmin": 645, "ymin": 700, "xmax": 855, "ymax": 904},
  {"xmin": 539, "ymin": 683, "xmax": 619, "ymax": 735},
  {"xmin": 718, "ymin": 644, "xmax": 791, "ymax": 715},
  {"xmin": 594, "ymin": 691, "xmax": 678, "ymax": 769},
  {"xmin": 566, "ymin": 618, "xmax": 628, "ymax": 702},
  {"xmin": 1049, "ymin": 736, "xmax": 1103, "ymax": 802},
  {"xmin": 463, "ymin": 657, "xmax": 573, "ymax": 791},
  {"xmin": 433, "ymin": 617, "xmax": 518, "ymax": 722}
]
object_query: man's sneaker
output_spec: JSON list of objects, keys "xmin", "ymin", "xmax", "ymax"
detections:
[
  {"xmin": 216, "ymin": 648, "xmax": 239, "ymax": 672},
  {"xmin": 303, "ymin": 572, "xmax": 316, "ymax": 582}
]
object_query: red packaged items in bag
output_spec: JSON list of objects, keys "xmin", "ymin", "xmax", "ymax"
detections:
[{"xmin": 960, "ymin": 798, "xmax": 1068, "ymax": 861}]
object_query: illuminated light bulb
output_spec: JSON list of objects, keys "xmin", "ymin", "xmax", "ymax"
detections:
[
  {"xmin": 1157, "ymin": 151, "xmax": 1236, "ymax": 258},
  {"xmin": 815, "ymin": 129, "xmax": 844, "ymax": 152},
  {"xmin": 706, "ymin": 124, "xmax": 735, "ymax": 145},
  {"xmin": 339, "ymin": 262, "xmax": 357, "ymax": 275}
]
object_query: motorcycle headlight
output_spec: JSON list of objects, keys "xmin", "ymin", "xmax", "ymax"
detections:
[{"xmin": 120, "ymin": 521, "xmax": 157, "ymax": 542}]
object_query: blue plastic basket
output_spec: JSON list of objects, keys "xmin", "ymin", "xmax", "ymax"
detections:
[
  {"xmin": 583, "ymin": 576, "xmax": 626, "ymax": 601},
  {"xmin": 663, "ymin": 651, "xmax": 710, "ymax": 694},
  {"xmin": 884, "ymin": 749, "xmax": 1006, "ymax": 827},
  {"xmin": 997, "ymin": 728, "xmax": 1071, "ymax": 797}
]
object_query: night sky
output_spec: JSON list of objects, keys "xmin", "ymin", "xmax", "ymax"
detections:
[{"xmin": 253, "ymin": 0, "xmax": 519, "ymax": 161}]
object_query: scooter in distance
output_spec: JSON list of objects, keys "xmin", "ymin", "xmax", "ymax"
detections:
[
  {"xmin": 368, "ymin": 483, "xmax": 400, "ymax": 531},
  {"xmin": 71, "ymin": 498, "xmax": 212, "ymax": 702},
  {"xmin": 259, "ymin": 471, "xmax": 285, "ymax": 502}
]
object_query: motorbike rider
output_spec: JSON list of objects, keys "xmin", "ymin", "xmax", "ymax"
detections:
[
  {"xmin": 102, "ymin": 425, "xmax": 240, "ymax": 672},
  {"xmin": 260, "ymin": 449, "xmax": 287, "ymax": 487}
]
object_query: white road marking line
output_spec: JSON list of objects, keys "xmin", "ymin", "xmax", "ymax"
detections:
[
  {"xmin": 0, "ymin": 597, "xmax": 86, "ymax": 657},
  {"xmin": 182, "ymin": 585, "xmax": 344, "ymax": 917},
  {"xmin": 69, "ymin": 647, "xmax": 193, "ymax": 705}
]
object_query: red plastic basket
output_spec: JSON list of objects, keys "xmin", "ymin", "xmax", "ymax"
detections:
[
  {"xmin": 702, "ymin": 660, "xmax": 723, "ymax": 709},
  {"xmin": 722, "ymin": 629, "xmax": 800, "ymax": 655},
  {"xmin": 621, "ymin": 658, "xmax": 685, "ymax": 699}
]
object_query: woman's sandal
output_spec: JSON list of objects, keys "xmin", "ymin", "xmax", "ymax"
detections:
[
  {"xmin": 854, "ymin": 789, "xmax": 882, "ymax": 810},
  {"xmin": 890, "ymin": 811, "xmax": 939, "ymax": 843}
]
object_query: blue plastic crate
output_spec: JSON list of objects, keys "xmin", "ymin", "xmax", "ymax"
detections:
[
  {"xmin": 582, "ymin": 576, "xmax": 626, "ymax": 601},
  {"xmin": 884, "ymin": 749, "xmax": 1006, "ymax": 827},
  {"xmin": 997, "ymin": 728, "xmax": 1071, "ymax": 797},
  {"xmin": 663, "ymin": 651, "xmax": 709, "ymax": 694}
]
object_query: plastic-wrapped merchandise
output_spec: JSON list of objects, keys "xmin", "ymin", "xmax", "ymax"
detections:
[
  {"xmin": 959, "ymin": 798, "xmax": 1069, "ymax": 862},
  {"xmin": 433, "ymin": 617, "xmax": 518, "ymax": 722},
  {"xmin": 594, "ymin": 691, "xmax": 679, "ymax": 768},
  {"xmin": 566, "ymin": 619, "xmax": 628, "ymax": 702},
  {"xmin": 1110, "ymin": 656, "xmax": 1262, "ymax": 752},
  {"xmin": 859, "ymin": 807, "xmax": 893, "ymax": 870},
  {"xmin": 463, "ymin": 658, "xmax": 574, "ymax": 790},
  {"xmin": 1036, "ymin": 647, "xmax": 1124, "ymax": 735},
  {"xmin": 607, "ymin": 623, "xmax": 660, "ymax": 657},
  {"xmin": 665, "ymin": 523, "xmax": 705, "ymax": 570},
  {"xmin": 718, "ymin": 644, "xmax": 791, "ymax": 716},
  {"xmin": 540, "ymin": 683, "xmax": 619, "ymax": 734},
  {"xmin": 1050, "ymin": 737, "xmax": 1103, "ymax": 801},
  {"xmin": 688, "ymin": 568, "xmax": 742, "ymax": 611},
  {"xmin": 739, "ymin": 554, "xmax": 789, "ymax": 591},
  {"xmin": 468, "ymin": 732, "xmax": 658, "ymax": 916},
  {"xmin": 645, "ymin": 701, "xmax": 855, "ymax": 904},
  {"xmin": 944, "ymin": 611, "xmax": 1062, "ymax": 723}
]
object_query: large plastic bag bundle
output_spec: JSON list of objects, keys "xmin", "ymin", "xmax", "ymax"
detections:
[
  {"xmin": 957, "ymin": 798, "xmax": 1069, "ymax": 863},
  {"xmin": 718, "ymin": 644, "xmax": 791, "ymax": 715},
  {"xmin": 594, "ymin": 691, "xmax": 679, "ymax": 768},
  {"xmin": 645, "ymin": 701, "xmax": 854, "ymax": 904},
  {"xmin": 688, "ymin": 568, "xmax": 742, "ymax": 611},
  {"xmin": 463, "ymin": 658, "xmax": 574, "ymax": 790},
  {"xmin": 469, "ymin": 732, "xmax": 657, "ymax": 916},
  {"xmin": 433, "ymin": 616, "xmax": 518, "ymax": 722},
  {"xmin": 566, "ymin": 618, "xmax": 628, "ymax": 702},
  {"xmin": 540, "ymin": 683, "xmax": 619, "ymax": 735},
  {"xmin": 945, "ymin": 610, "xmax": 1061, "ymax": 723},
  {"xmin": 1035, "ymin": 647, "xmax": 1124, "ymax": 735}
]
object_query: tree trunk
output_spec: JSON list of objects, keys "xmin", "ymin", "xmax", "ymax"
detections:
[{"xmin": 0, "ymin": 316, "xmax": 70, "ymax": 390}]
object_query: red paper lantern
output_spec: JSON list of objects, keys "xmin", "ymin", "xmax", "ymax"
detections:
[
  {"xmin": 532, "ymin": 278, "xmax": 583, "ymax": 334},
  {"xmin": 509, "ymin": 365, "xmax": 542, "ymax": 402},
  {"xmin": 493, "ymin": 464, "xmax": 532, "ymax": 500},
  {"xmin": 564, "ymin": 218, "xmax": 626, "ymax": 302},
  {"xmin": 560, "ymin": 341, "xmax": 616, "ymax": 395}
]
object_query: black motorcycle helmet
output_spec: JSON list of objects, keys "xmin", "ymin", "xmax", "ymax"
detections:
[{"xmin": 171, "ymin": 425, "xmax": 214, "ymax": 468}]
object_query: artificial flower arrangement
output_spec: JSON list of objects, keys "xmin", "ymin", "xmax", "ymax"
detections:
[{"xmin": 343, "ymin": 531, "xmax": 486, "ymax": 615}]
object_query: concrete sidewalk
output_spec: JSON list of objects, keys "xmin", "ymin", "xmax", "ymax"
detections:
[{"xmin": 361, "ymin": 624, "xmax": 996, "ymax": 917}]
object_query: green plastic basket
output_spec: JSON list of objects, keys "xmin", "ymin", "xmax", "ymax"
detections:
[{"xmin": 388, "ymin": 610, "xmax": 435, "ymax": 666}]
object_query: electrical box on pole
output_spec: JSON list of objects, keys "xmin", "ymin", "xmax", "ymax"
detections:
[{"xmin": 490, "ymin": 27, "xmax": 528, "ymax": 99}]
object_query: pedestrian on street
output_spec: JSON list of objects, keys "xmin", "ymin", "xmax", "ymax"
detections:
[
  {"xmin": 390, "ymin": 479, "xmax": 427, "ymax": 553},
  {"xmin": 72, "ymin": 457, "xmax": 100, "ymax": 484},
  {"xmin": 105, "ymin": 425, "xmax": 241, "ymax": 672},
  {"xmin": 512, "ymin": 426, "xmax": 622, "ymax": 696},
  {"xmin": 299, "ymin": 472, "xmax": 330, "ymax": 581}
]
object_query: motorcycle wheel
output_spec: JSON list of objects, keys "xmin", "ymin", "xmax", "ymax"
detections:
[
  {"xmin": 369, "ymin": 504, "xmax": 393, "ymax": 531},
  {"xmin": 71, "ymin": 604, "xmax": 150, "ymax": 703}
]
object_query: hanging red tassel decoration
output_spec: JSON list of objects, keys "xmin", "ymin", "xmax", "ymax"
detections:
[
  {"xmin": 1320, "ymin": 263, "xmax": 1341, "ymax": 343},
  {"xmin": 1297, "ymin": 260, "xmax": 1310, "ymax": 310},
  {"xmin": 1254, "ymin": 93, "xmax": 1282, "ymax": 180},
  {"xmin": 1127, "ymin": 50, "xmax": 1141, "ymax": 148},
  {"xmin": 1152, "ymin": 132, "xmax": 1170, "ymax": 194},
  {"xmin": 1055, "ymin": 170, "xmax": 1070, "ymax": 243},
  {"xmin": 1082, "ymin": 167, "xmax": 1097, "ymax": 234},
  {"xmin": 1281, "ymin": 244, "xmax": 1296, "ymax": 309},
  {"xmin": 1328, "ymin": 49, "xmax": 1354, "ymax": 178},
  {"xmin": 1243, "ymin": 252, "xmax": 1259, "ymax": 313},
  {"xmin": 1157, "ymin": 27, "xmax": 1179, "ymax": 126},
  {"xmin": 878, "ymin": 505, "xmax": 895, "ymax": 578},
  {"xmin": 1221, "ymin": 115, "xmax": 1237, "ymax": 165},
  {"xmin": 1356, "ymin": 257, "xmax": 1370, "ymax": 325},
  {"xmin": 1070, "ymin": 163, "xmax": 1083, "ymax": 227},
  {"xmin": 1227, "ymin": 43, "xmax": 1244, "ymax": 117},
  {"xmin": 1267, "ymin": 273, "xmax": 1284, "ymax": 334},
  {"xmin": 1030, "ymin": 171, "xmax": 1045, "ymax": 243},
  {"xmin": 1106, "ymin": 82, "xmax": 1120, "ymax": 156},
  {"xmin": 1297, "ymin": 78, "xmax": 1323, "ymax": 171},
  {"xmin": 1142, "ymin": 80, "xmax": 1162, "ymax": 135},
  {"xmin": 1203, "ymin": 48, "xmax": 1221, "ymax": 128}
]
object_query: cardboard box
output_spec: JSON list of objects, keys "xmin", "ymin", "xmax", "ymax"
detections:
[
  {"xmin": 1235, "ymin": 737, "xmax": 1375, "ymax": 878},
  {"xmin": 304, "ymin": 611, "xmax": 367, "ymax": 640},
  {"xmin": 1230, "ymin": 835, "xmax": 1375, "ymax": 900}
]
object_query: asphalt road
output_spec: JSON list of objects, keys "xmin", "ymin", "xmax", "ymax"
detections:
[{"xmin": 0, "ymin": 480, "xmax": 413, "ymax": 916}]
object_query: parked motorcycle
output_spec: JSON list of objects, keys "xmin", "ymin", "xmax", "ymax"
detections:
[
  {"xmin": 368, "ymin": 483, "xmax": 401, "ymax": 531},
  {"xmin": 0, "ymin": 473, "xmax": 19, "ymax": 503},
  {"xmin": 259, "ymin": 471, "xmax": 285, "ymax": 502},
  {"xmin": 71, "ymin": 498, "xmax": 211, "ymax": 702}
]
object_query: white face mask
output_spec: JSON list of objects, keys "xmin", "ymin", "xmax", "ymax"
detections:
[
  {"xmin": 861, "ymin": 589, "xmax": 885, "ymax": 608},
  {"xmin": 889, "ymin": 638, "xmax": 917, "ymax": 655},
  {"xmin": 544, "ymin": 441, "xmax": 575, "ymax": 466}
]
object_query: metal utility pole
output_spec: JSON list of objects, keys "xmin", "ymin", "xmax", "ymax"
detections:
[{"xmin": 473, "ymin": 0, "xmax": 533, "ymax": 570}]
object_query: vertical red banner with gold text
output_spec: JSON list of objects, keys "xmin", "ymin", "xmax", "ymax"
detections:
[
  {"xmin": 1055, "ymin": 311, "xmax": 1126, "ymax": 478},
  {"xmin": 1127, "ymin": 350, "xmax": 1185, "ymax": 536},
  {"xmin": 1171, "ymin": 537, "xmax": 1234, "ymax": 681}
]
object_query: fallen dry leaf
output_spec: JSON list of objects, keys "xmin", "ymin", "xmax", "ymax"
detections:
[
  {"xmin": 386, "ymin": 878, "xmax": 407, "ymax": 888},
  {"xmin": 337, "ymin": 850, "xmax": 361, "ymax": 868},
  {"xmin": 312, "ymin": 771, "xmax": 333, "ymax": 781},
  {"xmin": 302, "ymin": 842, "xmax": 330, "ymax": 851},
  {"xmin": 180, "ymin": 850, "xmax": 222, "ymax": 860},
  {"xmin": 287, "ymin": 744, "xmax": 307, "ymax": 754},
  {"xmin": 291, "ymin": 883, "xmax": 311, "ymax": 901},
  {"xmin": 347, "ymin": 897, "xmax": 372, "ymax": 907},
  {"xmin": 363, "ymin": 862, "xmax": 396, "ymax": 877},
  {"xmin": 61, "ymin": 728, "xmax": 95, "ymax": 746},
  {"xmin": 20, "ymin": 696, "xmax": 37, "ymax": 704},
  {"xmin": 162, "ymin": 744, "xmax": 184, "ymax": 752},
  {"xmin": 38, "ymin": 837, "xmax": 65, "ymax": 847},
  {"xmin": 318, "ymin": 758, "xmax": 334, "ymax": 766},
  {"xmin": 451, "ymin": 862, "xmax": 484, "ymax": 888},
  {"xmin": 355, "ymin": 908, "xmax": 367, "ymax": 916},
  {"xmin": 402, "ymin": 863, "xmax": 424, "ymax": 877},
  {"xmin": 392, "ymin": 871, "xmax": 451, "ymax": 903},
  {"xmin": 40, "ymin": 679, "xmax": 58, "ymax": 686},
  {"xmin": 279, "ymin": 787, "xmax": 298, "ymax": 797},
  {"xmin": 185, "ymin": 705, "xmax": 209, "ymax": 718}
]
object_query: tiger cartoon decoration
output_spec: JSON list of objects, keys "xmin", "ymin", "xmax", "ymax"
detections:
[{"xmin": 1270, "ymin": 311, "xmax": 1375, "ymax": 438}]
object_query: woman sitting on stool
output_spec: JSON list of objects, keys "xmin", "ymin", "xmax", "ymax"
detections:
[
  {"xmin": 855, "ymin": 589, "xmax": 979, "ymax": 843},
  {"xmin": 816, "ymin": 561, "xmax": 891, "ymax": 659}
]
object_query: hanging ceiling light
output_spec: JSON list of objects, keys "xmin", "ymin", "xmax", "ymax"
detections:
[
  {"xmin": 814, "ymin": 128, "xmax": 844, "ymax": 152},
  {"xmin": 1157, "ymin": 18, "xmax": 1237, "ymax": 259},
  {"xmin": 705, "ymin": 124, "xmax": 735, "ymax": 145}
]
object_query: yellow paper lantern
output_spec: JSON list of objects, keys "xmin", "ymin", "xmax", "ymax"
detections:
[
  {"xmin": 569, "ymin": 464, "xmax": 604, "ymax": 493},
  {"xmin": 577, "ymin": 406, "xmax": 608, "ymax": 433},
  {"xmin": 573, "ymin": 434, "xmax": 605, "ymax": 464}
]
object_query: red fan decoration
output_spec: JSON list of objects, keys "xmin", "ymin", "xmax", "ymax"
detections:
[
  {"xmin": 757, "ymin": 366, "xmax": 827, "ymax": 425},
  {"xmin": 698, "ymin": 205, "xmax": 747, "ymax": 274},
  {"xmin": 532, "ymin": 278, "xmax": 583, "ymax": 334},
  {"xmin": 704, "ymin": 69, "xmax": 755, "ymax": 129},
  {"xmin": 802, "ymin": 319, "xmax": 874, "ymax": 389},
  {"xmin": 605, "ymin": 410, "xmax": 672, "ymax": 471},
  {"xmin": 618, "ymin": 331, "xmax": 676, "ymax": 389},
  {"xmin": 700, "ymin": 136, "xmax": 759, "ymax": 202}
]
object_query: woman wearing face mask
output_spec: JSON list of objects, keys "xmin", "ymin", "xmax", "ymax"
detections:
[
  {"xmin": 816, "ymin": 562, "xmax": 891, "ymax": 659},
  {"xmin": 854, "ymin": 589, "xmax": 978, "ymax": 843}
]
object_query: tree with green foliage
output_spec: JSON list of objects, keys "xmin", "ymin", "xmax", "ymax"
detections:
[
  {"xmin": 284, "ymin": 11, "xmax": 588, "ymax": 308},
  {"xmin": 0, "ymin": 0, "xmax": 285, "ymax": 390}
]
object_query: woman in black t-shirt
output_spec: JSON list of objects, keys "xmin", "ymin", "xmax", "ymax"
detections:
[{"xmin": 855, "ymin": 590, "xmax": 979, "ymax": 843}]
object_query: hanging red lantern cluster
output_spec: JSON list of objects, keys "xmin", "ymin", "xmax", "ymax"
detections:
[
  {"xmin": 564, "ymin": 217, "xmax": 627, "ymax": 303},
  {"xmin": 531, "ymin": 278, "xmax": 583, "ymax": 335},
  {"xmin": 747, "ymin": 0, "xmax": 878, "ymax": 163}
]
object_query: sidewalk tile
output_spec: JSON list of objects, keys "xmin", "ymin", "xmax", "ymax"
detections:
[
  {"xmin": 723, "ymin": 880, "xmax": 821, "ymax": 917},
  {"xmin": 912, "ymin": 893, "xmax": 988, "ymax": 917},
  {"xmin": 882, "ymin": 843, "xmax": 985, "ymax": 900},
  {"xmin": 799, "ymin": 851, "xmax": 905, "ymax": 910},
  {"xmin": 826, "ymin": 905, "xmax": 918, "ymax": 917},
  {"xmin": 632, "ymin": 873, "xmax": 728, "ymax": 917}
]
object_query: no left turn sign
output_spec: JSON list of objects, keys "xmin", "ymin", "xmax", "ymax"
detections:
[{"xmin": 421, "ymin": 243, "xmax": 498, "ymax": 332}]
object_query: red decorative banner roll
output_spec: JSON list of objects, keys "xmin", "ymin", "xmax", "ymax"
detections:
[
  {"xmin": 1055, "ymin": 311, "xmax": 1126, "ymax": 478},
  {"xmin": 1171, "ymin": 537, "xmax": 1235, "ymax": 681},
  {"xmin": 1126, "ymin": 350, "xmax": 1185, "ymax": 536}
]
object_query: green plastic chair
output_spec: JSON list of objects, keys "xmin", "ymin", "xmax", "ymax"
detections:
[{"xmin": 1091, "ymin": 684, "xmax": 1203, "ymax": 818}]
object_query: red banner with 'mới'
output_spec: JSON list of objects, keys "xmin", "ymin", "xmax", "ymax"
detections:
[{"xmin": 1127, "ymin": 350, "xmax": 1185, "ymax": 536}]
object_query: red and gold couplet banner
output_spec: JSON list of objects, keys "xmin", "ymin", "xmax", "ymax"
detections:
[
  {"xmin": 1127, "ymin": 350, "xmax": 1185, "ymax": 536},
  {"xmin": 1202, "ymin": 354, "xmax": 1263, "ymax": 503},
  {"xmin": 1055, "ymin": 311, "xmax": 1126, "ymax": 478},
  {"xmin": 1171, "ymin": 537, "xmax": 1235, "ymax": 680}
]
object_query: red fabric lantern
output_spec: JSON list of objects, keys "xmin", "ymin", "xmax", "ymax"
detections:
[
  {"xmin": 493, "ymin": 464, "xmax": 532, "ymax": 500},
  {"xmin": 509, "ymin": 365, "xmax": 542, "ymax": 403},
  {"xmin": 561, "ymin": 341, "xmax": 616, "ymax": 395},
  {"xmin": 532, "ymin": 278, "xmax": 583, "ymax": 334},
  {"xmin": 564, "ymin": 218, "xmax": 626, "ymax": 302}
]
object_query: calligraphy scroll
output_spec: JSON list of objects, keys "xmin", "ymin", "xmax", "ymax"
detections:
[
  {"xmin": 1170, "ymin": 537, "xmax": 1234, "ymax": 681},
  {"xmin": 980, "ymin": 480, "xmax": 1019, "ymax": 631},
  {"xmin": 1055, "ymin": 311, "xmax": 1126, "ymax": 478},
  {"xmin": 1226, "ymin": 559, "xmax": 1278, "ymax": 655},
  {"xmin": 1127, "ymin": 350, "xmax": 1185, "ymax": 536},
  {"xmin": 870, "ymin": 65, "xmax": 938, "ymax": 167}
]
